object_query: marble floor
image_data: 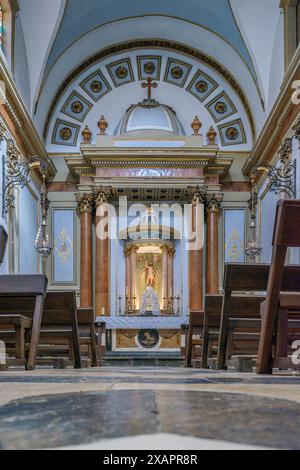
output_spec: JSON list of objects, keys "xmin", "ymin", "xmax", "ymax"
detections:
[{"xmin": 0, "ymin": 366, "xmax": 300, "ymax": 450}]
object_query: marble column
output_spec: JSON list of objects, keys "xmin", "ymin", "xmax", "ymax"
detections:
[
  {"xmin": 189, "ymin": 191, "xmax": 204, "ymax": 311},
  {"xmin": 161, "ymin": 245, "xmax": 169, "ymax": 308},
  {"xmin": 206, "ymin": 194, "xmax": 222, "ymax": 294},
  {"xmin": 94, "ymin": 187, "xmax": 111, "ymax": 316},
  {"xmin": 130, "ymin": 246, "xmax": 137, "ymax": 310},
  {"xmin": 167, "ymin": 247, "xmax": 174, "ymax": 299},
  {"xmin": 77, "ymin": 194, "xmax": 93, "ymax": 308},
  {"xmin": 125, "ymin": 247, "xmax": 131, "ymax": 306}
]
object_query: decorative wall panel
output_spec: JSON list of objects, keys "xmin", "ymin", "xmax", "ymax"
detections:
[
  {"xmin": 137, "ymin": 55, "xmax": 161, "ymax": 81},
  {"xmin": 164, "ymin": 58, "xmax": 192, "ymax": 88},
  {"xmin": 52, "ymin": 119, "xmax": 80, "ymax": 146},
  {"xmin": 80, "ymin": 70, "xmax": 112, "ymax": 102},
  {"xmin": 205, "ymin": 91, "xmax": 237, "ymax": 122},
  {"xmin": 224, "ymin": 209, "xmax": 245, "ymax": 263},
  {"xmin": 187, "ymin": 69, "xmax": 218, "ymax": 102},
  {"xmin": 61, "ymin": 91, "xmax": 92, "ymax": 122},
  {"xmin": 218, "ymin": 119, "xmax": 246, "ymax": 146},
  {"xmin": 52, "ymin": 208, "xmax": 75, "ymax": 284},
  {"xmin": 106, "ymin": 58, "xmax": 134, "ymax": 87}
]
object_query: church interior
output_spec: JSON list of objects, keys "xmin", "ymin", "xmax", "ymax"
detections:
[{"xmin": 0, "ymin": 0, "xmax": 300, "ymax": 451}]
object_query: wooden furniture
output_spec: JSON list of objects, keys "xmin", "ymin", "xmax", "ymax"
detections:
[
  {"xmin": 77, "ymin": 308, "xmax": 98, "ymax": 367},
  {"xmin": 217, "ymin": 264, "xmax": 269, "ymax": 370},
  {"xmin": 257, "ymin": 200, "xmax": 300, "ymax": 374},
  {"xmin": 0, "ymin": 275, "xmax": 47, "ymax": 370},
  {"xmin": 94, "ymin": 320, "xmax": 106, "ymax": 364},
  {"xmin": 202, "ymin": 295, "xmax": 223, "ymax": 369},
  {"xmin": 38, "ymin": 291, "xmax": 82, "ymax": 369},
  {"xmin": 185, "ymin": 311, "xmax": 204, "ymax": 367}
]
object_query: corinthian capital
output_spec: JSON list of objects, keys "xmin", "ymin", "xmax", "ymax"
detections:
[
  {"xmin": 186, "ymin": 185, "xmax": 206, "ymax": 204},
  {"xmin": 206, "ymin": 193, "xmax": 223, "ymax": 213},
  {"xmin": 76, "ymin": 193, "xmax": 93, "ymax": 213},
  {"xmin": 92, "ymin": 185, "xmax": 114, "ymax": 207}
]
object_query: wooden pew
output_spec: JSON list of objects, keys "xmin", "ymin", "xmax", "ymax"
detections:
[
  {"xmin": 0, "ymin": 275, "xmax": 47, "ymax": 370},
  {"xmin": 38, "ymin": 291, "xmax": 82, "ymax": 369},
  {"xmin": 257, "ymin": 200, "xmax": 300, "ymax": 374},
  {"xmin": 217, "ymin": 264, "xmax": 269, "ymax": 370},
  {"xmin": 77, "ymin": 308, "xmax": 98, "ymax": 367},
  {"xmin": 202, "ymin": 295, "xmax": 223, "ymax": 369},
  {"xmin": 185, "ymin": 311, "xmax": 204, "ymax": 367},
  {"xmin": 94, "ymin": 320, "xmax": 107, "ymax": 364}
]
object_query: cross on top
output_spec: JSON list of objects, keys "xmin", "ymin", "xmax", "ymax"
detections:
[{"xmin": 141, "ymin": 77, "xmax": 158, "ymax": 100}]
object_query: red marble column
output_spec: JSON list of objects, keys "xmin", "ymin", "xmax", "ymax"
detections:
[
  {"xmin": 206, "ymin": 194, "xmax": 222, "ymax": 294},
  {"xmin": 94, "ymin": 188, "xmax": 111, "ymax": 316},
  {"xmin": 189, "ymin": 192, "xmax": 204, "ymax": 311},
  {"xmin": 77, "ymin": 194, "xmax": 93, "ymax": 308}
]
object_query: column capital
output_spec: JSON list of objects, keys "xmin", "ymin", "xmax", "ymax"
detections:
[
  {"xmin": 205, "ymin": 193, "xmax": 223, "ymax": 213},
  {"xmin": 93, "ymin": 185, "xmax": 114, "ymax": 207},
  {"xmin": 76, "ymin": 193, "xmax": 93, "ymax": 213},
  {"xmin": 186, "ymin": 185, "xmax": 206, "ymax": 204}
]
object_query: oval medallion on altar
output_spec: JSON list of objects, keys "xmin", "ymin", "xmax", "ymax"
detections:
[{"xmin": 138, "ymin": 329, "xmax": 160, "ymax": 349}]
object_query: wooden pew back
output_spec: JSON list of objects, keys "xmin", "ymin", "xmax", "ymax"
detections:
[{"xmin": 257, "ymin": 200, "xmax": 300, "ymax": 374}]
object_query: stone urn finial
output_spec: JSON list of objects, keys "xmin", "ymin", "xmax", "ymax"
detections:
[
  {"xmin": 97, "ymin": 115, "xmax": 108, "ymax": 135},
  {"xmin": 207, "ymin": 126, "xmax": 217, "ymax": 145},
  {"xmin": 81, "ymin": 125, "xmax": 92, "ymax": 144},
  {"xmin": 191, "ymin": 116, "xmax": 202, "ymax": 136}
]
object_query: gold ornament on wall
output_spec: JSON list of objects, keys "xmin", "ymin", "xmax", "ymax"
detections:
[
  {"xmin": 97, "ymin": 115, "xmax": 108, "ymax": 135},
  {"xmin": 207, "ymin": 126, "xmax": 217, "ymax": 145},
  {"xmin": 81, "ymin": 125, "xmax": 92, "ymax": 144},
  {"xmin": 191, "ymin": 116, "xmax": 202, "ymax": 136}
]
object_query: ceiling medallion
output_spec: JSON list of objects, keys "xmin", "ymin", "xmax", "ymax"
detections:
[
  {"xmin": 116, "ymin": 66, "xmax": 128, "ymax": 79},
  {"xmin": 71, "ymin": 100, "xmax": 84, "ymax": 114},
  {"xmin": 171, "ymin": 66, "xmax": 183, "ymax": 79},
  {"xmin": 59, "ymin": 127, "xmax": 72, "ymax": 141},
  {"xmin": 215, "ymin": 101, "xmax": 227, "ymax": 114},
  {"xmin": 90, "ymin": 80, "xmax": 103, "ymax": 93},
  {"xmin": 195, "ymin": 80, "xmax": 208, "ymax": 93},
  {"xmin": 144, "ymin": 61, "xmax": 156, "ymax": 74},
  {"xmin": 226, "ymin": 127, "xmax": 238, "ymax": 141}
]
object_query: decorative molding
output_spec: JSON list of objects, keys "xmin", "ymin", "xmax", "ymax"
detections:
[{"xmin": 43, "ymin": 39, "xmax": 256, "ymax": 141}]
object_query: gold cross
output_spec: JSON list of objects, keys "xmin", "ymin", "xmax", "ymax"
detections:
[{"xmin": 141, "ymin": 77, "xmax": 158, "ymax": 100}]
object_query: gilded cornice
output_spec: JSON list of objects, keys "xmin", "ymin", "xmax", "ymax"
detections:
[
  {"xmin": 242, "ymin": 44, "xmax": 300, "ymax": 176},
  {"xmin": 0, "ymin": 55, "xmax": 56, "ymax": 177}
]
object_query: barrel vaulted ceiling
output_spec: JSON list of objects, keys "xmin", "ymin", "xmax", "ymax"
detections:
[{"xmin": 15, "ymin": 0, "xmax": 283, "ymax": 139}]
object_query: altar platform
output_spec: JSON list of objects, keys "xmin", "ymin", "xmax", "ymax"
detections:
[
  {"xmin": 95, "ymin": 316, "xmax": 188, "ymax": 330},
  {"xmin": 96, "ymin": 316, "xmax": 189, "ymax": 353}
]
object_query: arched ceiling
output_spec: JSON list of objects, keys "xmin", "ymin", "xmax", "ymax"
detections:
[
  {"xmin": 45, "ymin": 0, "xmax": 256, "ymax": 78},
  {"xmin": 15, "ymin": 0, "xmax": 284, "ymax": 139},
  {"xmin": 46, "ymin": 47, "xmax": 253, "ymax": 153}
]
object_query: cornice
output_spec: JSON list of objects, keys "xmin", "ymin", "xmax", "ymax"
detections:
[
  {"xmin": 242, "ymin": 45, "xmax": 300, "ymax": 176},
  {"xmin": 0, "ymin": 55, "xmax": 56, "ymax": 177}
]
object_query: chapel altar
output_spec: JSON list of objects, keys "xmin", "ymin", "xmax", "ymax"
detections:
[{"xmin": 68, "ymin": 79, "xmax": 230, "ymax": 353}]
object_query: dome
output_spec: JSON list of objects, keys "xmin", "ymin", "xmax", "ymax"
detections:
[{"xmin": 115, "ymin": 99, "xmax": 185, "ymax": 136}]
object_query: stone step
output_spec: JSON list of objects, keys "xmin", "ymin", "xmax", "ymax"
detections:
[{"xmin": 103, "ymin": 352, "xmax": 184, "ymax": 367}]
